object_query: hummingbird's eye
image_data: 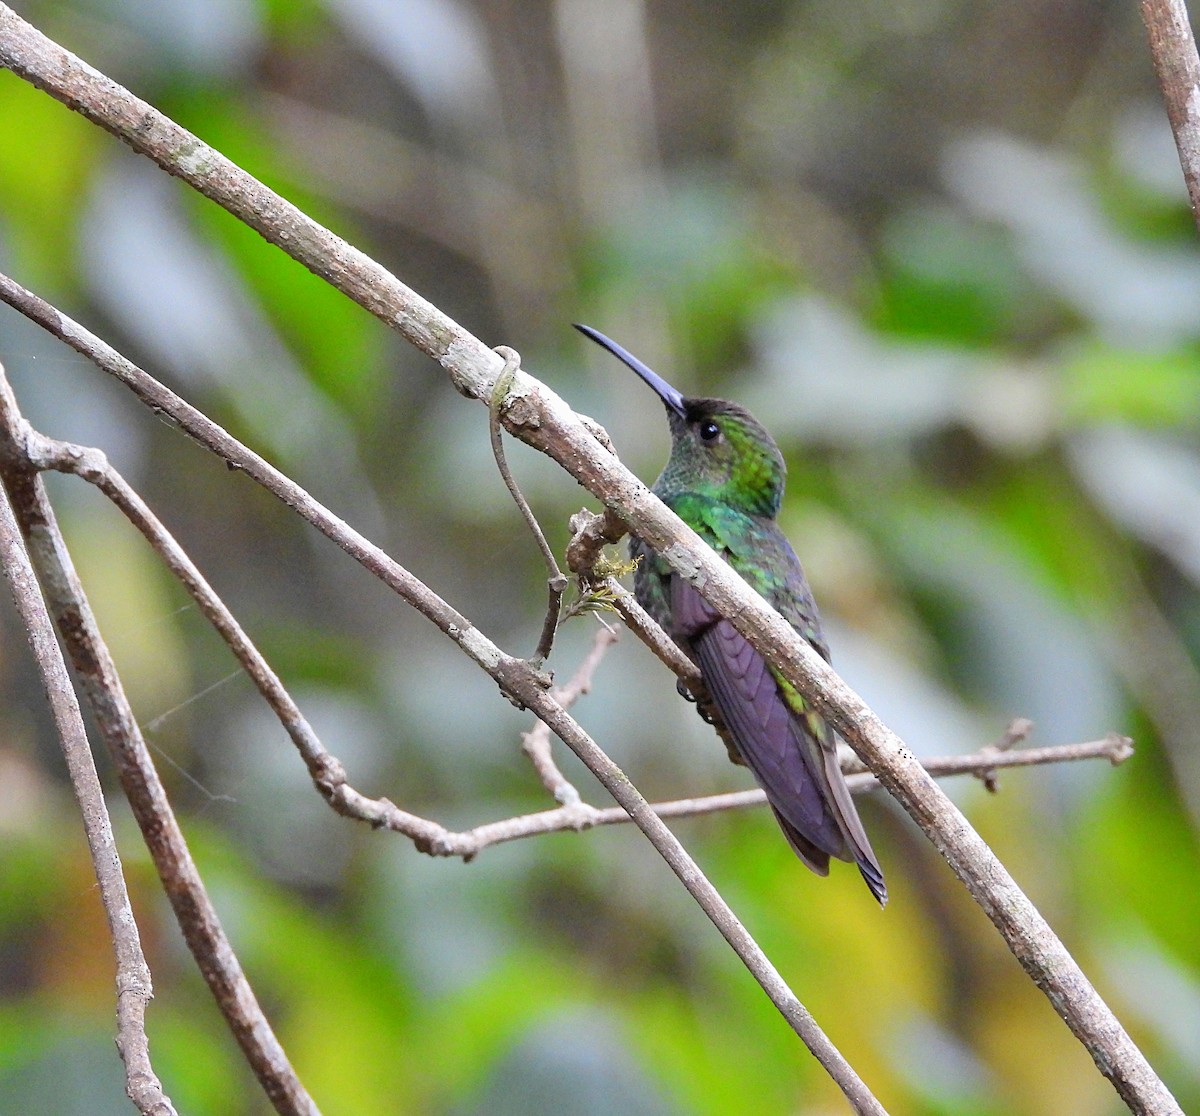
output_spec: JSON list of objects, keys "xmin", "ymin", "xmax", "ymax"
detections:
[{"xmin": 698, "ymin": 420, "xmax": 721, "ymax": 443}]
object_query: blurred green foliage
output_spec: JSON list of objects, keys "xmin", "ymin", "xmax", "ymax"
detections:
[{"xmin": 1, "ymin": 1, "xmax": 1199, "ymax": 1114}]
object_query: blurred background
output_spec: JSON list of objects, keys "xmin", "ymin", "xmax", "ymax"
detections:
[{"xmin": 1, "ymin": 1, "xmax": 1198, "ymax": 1113}]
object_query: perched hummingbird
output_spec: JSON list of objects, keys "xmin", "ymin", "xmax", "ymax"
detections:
[{"xmin": 576, "ymin": 324, "xmax": 886, "ymax": 906}]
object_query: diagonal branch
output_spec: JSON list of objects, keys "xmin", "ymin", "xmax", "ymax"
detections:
[
  {"xmin": 7, "ymin": 370, "xmax": 1130, "ymax": 864},
  {"xmin": 0, "ymin": 469, "xmax": 175, "ymax": 1116},
  {"xmin": 1141, "ymin": 0, "xmax": 1200, "ymax": 232},
  {"xmin": 0, "ymin": 315, "xmax": 1140, "ymax": 1112}
]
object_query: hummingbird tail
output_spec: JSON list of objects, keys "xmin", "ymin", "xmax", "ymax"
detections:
[
  {"xmin": 771, "ymin": 764, "xmax": 887, "ymax": 906},
  {"xmin": 817, "ymin": 734, "xmax": 888, "ymax": 907},
  {"xmin": 858, "ymin": 860, "xmax": 889, "ymax": 907}
]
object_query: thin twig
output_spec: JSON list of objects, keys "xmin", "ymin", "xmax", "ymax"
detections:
[
  {"xmin": 1141, "ymin": 0, "xmax": 1200, "ymax": 233},
  {"xmin": 489, "ymin": 345, "xmax": 567, "ymax": 666},
  {"xmin": 521, "ymin": 625, "xmax": 620, "ymax": 806},
  {"xmin": 0, "ymin": 403, "xmax": 175, "ymax": 1115},
  {"xmin": 0, "ymin": 370, "xmax": 320, "ymax": 1116},
  {"xmin": 392, "ymin": 733, "xmax": 1138, "ymax": 856},
  {"xmin": 840, "ymin": 732, "xmax": 1134, "ymax": 788},
  {"xmin": 507, "ymin": 665, "xmax": 889, "ymax": 1115}
]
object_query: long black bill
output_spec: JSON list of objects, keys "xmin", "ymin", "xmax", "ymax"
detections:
[{"xmin": 574, "ymin": 323, "xmax": 687, "ymax": 417}]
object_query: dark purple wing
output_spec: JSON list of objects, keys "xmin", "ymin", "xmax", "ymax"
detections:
[{"xmin": 671, "ymin": 577, "xmax": 887, "ymax": 903}]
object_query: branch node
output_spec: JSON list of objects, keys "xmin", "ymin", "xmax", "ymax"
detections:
[
  {"xmin": 496, "ymin": 655, "xmax": 553, "ymax": 709},
  {"xmin": 566, "ymin": 507, "xmax": 627, "ymax": 577},
  {"xmin": 977, "ymin": 717, "xmax": 1034, "ymax": 793},
  {"xmin": 578, "ymin": 413, "xmax": 615, "ymax": 453},
  {"xmin": 554, "ymin": 784, "xmax": 583, "ymax": 808},
  {"xmin": 561, "ymin": 802, "xmax": 600, "ymax": 830},
  {"xmin": 311, "ymin": 752, "xmax": 347, "ymax": 796},
  {"xmin": 1105, "ymin": 732, "xmax": 1136, "ymax": 765}
]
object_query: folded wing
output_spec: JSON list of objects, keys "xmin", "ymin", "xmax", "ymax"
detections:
[{"xmin": 671, "ymin": 576, "xmax": 887, "ymax": 905}]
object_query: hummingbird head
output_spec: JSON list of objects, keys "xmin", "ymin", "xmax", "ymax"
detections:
[{"xmin": 575, "ymin": 324, "xmax": 786, "ymax": 517}]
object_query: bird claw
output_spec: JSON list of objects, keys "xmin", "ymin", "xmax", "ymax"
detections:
[{"xmin": 676, "ymin": 679, "xmax": 698, "ymax": 703}]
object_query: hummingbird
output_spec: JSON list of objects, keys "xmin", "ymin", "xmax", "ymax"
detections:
[{"xmin": 576, "ymin": 324, "xmax": 886, "ymax": 906}]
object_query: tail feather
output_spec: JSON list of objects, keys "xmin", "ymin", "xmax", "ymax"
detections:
[{"xmin": 817, "ymin": 730, "xmax": 888, "ymax": 907}]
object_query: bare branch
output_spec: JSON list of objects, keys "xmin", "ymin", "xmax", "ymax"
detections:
[
  {"xmin": 0, "ymin": 390, "xmax": 175, "ymax": 1116},
  {"xmin": 1141, "ymin": 0, "xmax": 1200, "ymax": 232},
  {"xmin": 11, "ymin": 415, "xmax": 453, "ymax": 850},
  {"xmin": 521, "ymin": 625, "xmax": 620, "ymax": 806},
  {"xmin": 0, "ymin": 371, "xmax": 320, "ymax": 1116},
  {"xmin": 489, "ymin": 345, "xmax": 568, "ymax": 666},
  {"xmin": 840, "ymin": 731, "xmax": 1134, "ymax": 790},
  {"xmin": 396, "ymin": 732, "xmax": 1138, "ymax": 856},
  {"xmin": 0, "ymin": 11, "xmax": 1180, "ymax": 1110}
]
